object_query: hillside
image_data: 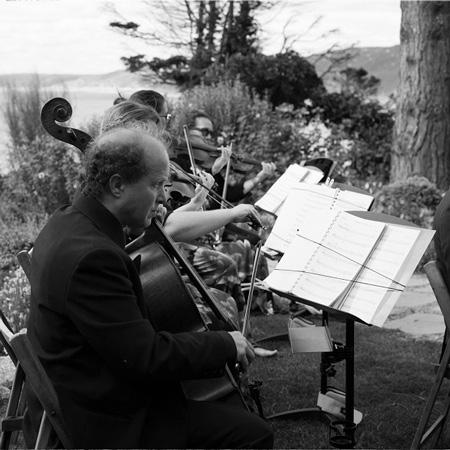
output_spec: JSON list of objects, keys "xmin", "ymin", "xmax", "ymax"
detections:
[
  {"xmin": 0, "ymin": 45, "xmax": 399, "ymax": 100},
  {"xmin": 311, "ymin": 45, "xmax": 400, "ymax": 100}
]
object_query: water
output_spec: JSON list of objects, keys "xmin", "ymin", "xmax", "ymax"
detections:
[{"xmin": 0, "ymin": 89, "xmax": 135, "ymax": 174}]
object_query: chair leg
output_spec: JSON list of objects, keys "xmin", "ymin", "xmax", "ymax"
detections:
[
  {"xmin": 411, "ymin": 340, "xmax": 450, "ymax": 449},
  {"xmin": 35, "ymin": 412, "xmax": 52, "ymax": 450}
]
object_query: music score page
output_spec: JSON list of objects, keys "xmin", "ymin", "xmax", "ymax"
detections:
[
  {"xmin": 255, "ymin": 164, "xmax": 324, "ymax": 215},
  {"xmin": 264, "ymin": 184, "xmax": 374, "ymax": 255},
  {"xmin": 263, "ymin": 210, "xmax": 435, "ymax": 326},
  {"xmin": 264, "ymin": 210, "xmax": 386, "ymax": 307}
]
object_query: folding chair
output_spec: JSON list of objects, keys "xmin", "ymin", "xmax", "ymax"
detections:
[
  {"xmin": 411, "ymin": 261, "xmax": 450, "ymax": 449},
  {"xmin": 0, "ymin": 318, "xmax": 72, "ymax": 449},
  {"xmin": 1, "ymin": 249, "xmax": 71, "ymax": 449},
  {"xmin": 0, "ymin": 311, "xmax": 23, "ymax": 450},
  {"xmin": 0, "ymin": 250, "xmax": 33, "ymax": 448}
]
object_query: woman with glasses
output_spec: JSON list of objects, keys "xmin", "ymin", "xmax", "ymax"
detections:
[{"xmin": 183, "ymin": 110, "xmax": 276, "ymax": 315}]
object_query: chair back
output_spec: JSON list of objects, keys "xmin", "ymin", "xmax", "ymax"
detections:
[
  {"xmin": 301, "ymin": 158, "xmax": 337, "ymax": 182},
  {"xmin": 16, "ymin": 250, "xmax": 32, "ymax": 283},
  {"xmin": 0, "ymin": 317, "xmax": 72, "ymax": 449},
  {"xmin": 424, "ymin": 261, "xmax": 450, "ymax": 331},
  {"xmin": 0, "ymin": 251, "xmax": 72, "ymax": 449}
]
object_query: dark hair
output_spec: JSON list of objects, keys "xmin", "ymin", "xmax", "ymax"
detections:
[
  {"xmin": 82, "ymin": 128, "xmax": 155, "ymax": 197},
  {"xmin": 186, "ymin": 110, "xmax": 213, "ymax": 130},
  {"xmin": 129, "ymin": 90, "xmax": 166, "ymax": 114}
]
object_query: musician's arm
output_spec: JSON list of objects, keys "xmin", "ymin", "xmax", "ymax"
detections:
[
  {"xmin": 242, "ymin": 162, "xmax": 277, "ymax": 195},
  {"xmin": 165, "ymin": 205, "xmax": 259, "ymax": 242}
]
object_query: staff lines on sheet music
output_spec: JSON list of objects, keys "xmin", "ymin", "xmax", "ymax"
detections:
[{"xmin": 277, "ymin": 233, "xmax": 406, "ymax": 289}]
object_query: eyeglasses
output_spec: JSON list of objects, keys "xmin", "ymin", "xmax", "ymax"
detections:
[
  {"xmin": 159, "ymin": 113, "xmax": 173, "ymax": 124},
  {"xmin": 191, "ymin": 127, "xmax": 213, "ymax": 138}
]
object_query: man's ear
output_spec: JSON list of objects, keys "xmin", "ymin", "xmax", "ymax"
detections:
[{"xmin": 108, "ymin": 174, "xmax": 124, "ymax": 198}]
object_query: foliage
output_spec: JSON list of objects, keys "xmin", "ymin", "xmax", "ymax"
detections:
[
  {"xmin": 0, "ymin": 267, "xmax": 30, "ymax": 333},
  {"xmin": 0, "ymin": 216, "xmax": 42, "ymax": 273},
  {"xmin": 110, "ymin": 0, "xmax": 269, "ymax": 89},
  {"xmin": 209, "ymin": 50, "xmax": 326, "ymax": 109},
  {"xmin": 317, "ymin": 91, "xmax": 394, "ymax": 185},
  {"xmin": 373, "ymin": 176, "xmax": 443, "ymax": 228},
  {"xmin": 373, "ymin": 176, "xmax": 444, "ymax": 269},
  {"xmin": 1, "ymin": 80, "xmax": 82, "ymax": 220},
  {"xmin": 332, "ymin": 67, "xmax": 381, "ymax": 98},
  {"xmin": 171, "ymin": 78, "xmax": 386, "ymax": 200}
]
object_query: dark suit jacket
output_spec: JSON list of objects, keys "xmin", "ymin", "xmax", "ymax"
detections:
[{"xmin": 23, "ymin": 194, "xmax": 236, "ymax": 449}]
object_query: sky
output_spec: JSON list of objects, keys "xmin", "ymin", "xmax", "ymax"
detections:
[{"xmin": 0, "ymin": 0, "xmax": 402, "ymax": 75}]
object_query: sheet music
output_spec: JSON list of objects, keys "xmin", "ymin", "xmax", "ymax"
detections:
[
  {"xmin": 339, "ymin": 224, "xmax": 435, "ymax": 326},
  {"xmin": 265, "ymin": 210, "xmax": 386, "ymax": 307},
  {"xmin": 264, "ymin": 210, "xmax": 435, "ymax": 326},
  {"xmin": 255, "ymin": 164, "xmax": 324, "ymax": 215},
  {"xmin": 264, "ymin": 183, "xmax": 374, "ymax": 254}
]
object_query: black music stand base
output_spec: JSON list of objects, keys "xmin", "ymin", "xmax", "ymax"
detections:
[{"xmin": 257, "ymin": 308, "xmax": 359, "ymax": 445}]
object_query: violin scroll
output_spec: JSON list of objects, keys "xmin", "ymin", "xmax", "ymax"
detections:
[{"xmin": 41, "ymin": 97, "xmax": 92, "ymax": 153}]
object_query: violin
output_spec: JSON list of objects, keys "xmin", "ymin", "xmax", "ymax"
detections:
[
  {"xmin": 40, "ymin": 97, "xmax": 253, "ymax": 411},
  {"xmin": 169, "ymin": 162, "xmax": 264, "ymax": 231},
  {"xmin": 170, "ymin": 132, "xmax": 264, "ymax": 174}
]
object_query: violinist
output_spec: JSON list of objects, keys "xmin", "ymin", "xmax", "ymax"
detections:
[
  {"xmin": 23, "ymin": 127, "xmax": 274, "ymax": 449},
  {"xmin": 185, "ymin": 110, "xmax": 276, "ymax": 314},
  {"xmin": 185, "ymin": 110, "xmax": 277, "ymax": 204}
]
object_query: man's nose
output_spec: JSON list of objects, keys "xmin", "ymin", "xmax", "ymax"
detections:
[{"xmin": 158, "ymin": 185, "xmax": 167, "ymax": 203}]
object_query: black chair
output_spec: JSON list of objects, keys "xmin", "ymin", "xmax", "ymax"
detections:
[
  {"xmin": 301, "ymin": 158, "xmax": 337, "ymax": 183},
  {"xmin": 411, "ymin": 261, "xmax": 450, "ymax": 449}
]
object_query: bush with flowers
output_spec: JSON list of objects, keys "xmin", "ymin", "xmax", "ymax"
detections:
[{"xmin": 0, "ymin": 267, "xmax": 30, "ymax": 333}]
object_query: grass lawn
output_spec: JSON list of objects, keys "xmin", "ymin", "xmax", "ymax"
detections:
[{"xmin": 249, "ymin": 312, "xmax": 446, "ymax": 449}]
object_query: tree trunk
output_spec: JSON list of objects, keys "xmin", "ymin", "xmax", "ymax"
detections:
[{"xmin": 392, "ymin": 1, "xmax": 450, "ymax": 189}]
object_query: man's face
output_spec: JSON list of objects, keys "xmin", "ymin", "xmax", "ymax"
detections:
[
  {"xmin": 118, "ymin": 137, "xmax": 170, "ymax": 229},
  {"xmin": 191, "ymin": 117, "xmax": 214, "ymax": 144}
]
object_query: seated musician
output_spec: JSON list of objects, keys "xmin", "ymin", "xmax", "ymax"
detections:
[
  {"xmin": 184, "ymin": 110, "xmax": 276, "ymax": 314},
  {"xmin": 23, "ymin": 127, "xmax": 274, "ymax": 449}
]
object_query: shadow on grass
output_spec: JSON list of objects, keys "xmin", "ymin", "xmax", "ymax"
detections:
[{"xmin": 250, "ymin": 313, "xmax": 446, "ymax": 449}]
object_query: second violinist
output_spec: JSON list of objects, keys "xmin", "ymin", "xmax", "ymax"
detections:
[{"xmin": 180, "ymin": 110, "xmax": 277, "ymax": 314}]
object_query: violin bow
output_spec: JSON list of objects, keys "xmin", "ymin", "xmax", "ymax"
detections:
[
  {"xmin": 182, "ymin": 125, "xmax": 198, "ymax": 176},
  {"xmin": 240, "ymin": 239, "xmax": 266, "ymax": 419},
  {"xmin": 241, "ymin": 240, "xmax": 263, "ymax": 338}
]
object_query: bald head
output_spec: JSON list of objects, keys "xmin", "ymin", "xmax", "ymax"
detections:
[{"xmin": 82, "ymin": 128, "xmax": 169, "ymax": 198}]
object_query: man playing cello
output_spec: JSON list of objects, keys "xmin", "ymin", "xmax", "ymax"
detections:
[{"xmin": 23, "ymin": 127, "xmax": 274, "ymax": 448}]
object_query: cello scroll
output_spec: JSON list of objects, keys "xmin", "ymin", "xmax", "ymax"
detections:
[{"xmin": 41, "ymin": 97, "xmax": 92, "ymax": 153}]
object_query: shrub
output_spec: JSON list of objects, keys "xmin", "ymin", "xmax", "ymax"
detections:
[
  {"xmin": 171, "ymin": 79, "xmax": 357, "ymax": 199},
  {"xmin": 317, "ymin": 92, "xmax": 394, "ymax": 185},
  {"xmin": 0, "ymin": 216, "xmax": 44, "ymax": 273},
  {"xmin": 0, "ymin": 267, "xmax": 30, "ymax": 332},
  {"xmin": 373, "ymin": 176, "xmax": 444, "ymax": 270}
]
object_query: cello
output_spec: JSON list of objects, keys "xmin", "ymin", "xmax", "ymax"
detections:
[{"xmin": 40, "ymin": 97, "xmax": 260, "ymax": 411}]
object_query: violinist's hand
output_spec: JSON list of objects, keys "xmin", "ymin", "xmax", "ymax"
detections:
[
  {"xmin": 228, "ymin": 331, "xmax": 255, "ymax": 373},
  {"xmin": 230, "ymin": 204, "xmax": 261, "ymax": 226},
  {"xmin": 211, "ymin": 145, "xmax": 232, "ymax": 175},
  {"xmin": 155, "ymin": 204, "xmax": 167, "ymax": 222},
  {"xmin": 256, "ymin": 161, "xmax": 277, "ymax": 181},
  {"xmin": 192, "ymin": 171, "xmax": 215, "ymax": 209}
]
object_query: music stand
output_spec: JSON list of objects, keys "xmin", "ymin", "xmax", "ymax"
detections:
[{"xmin": 258, "ymin": 211, "xmax": 420, "ymax": 442}]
